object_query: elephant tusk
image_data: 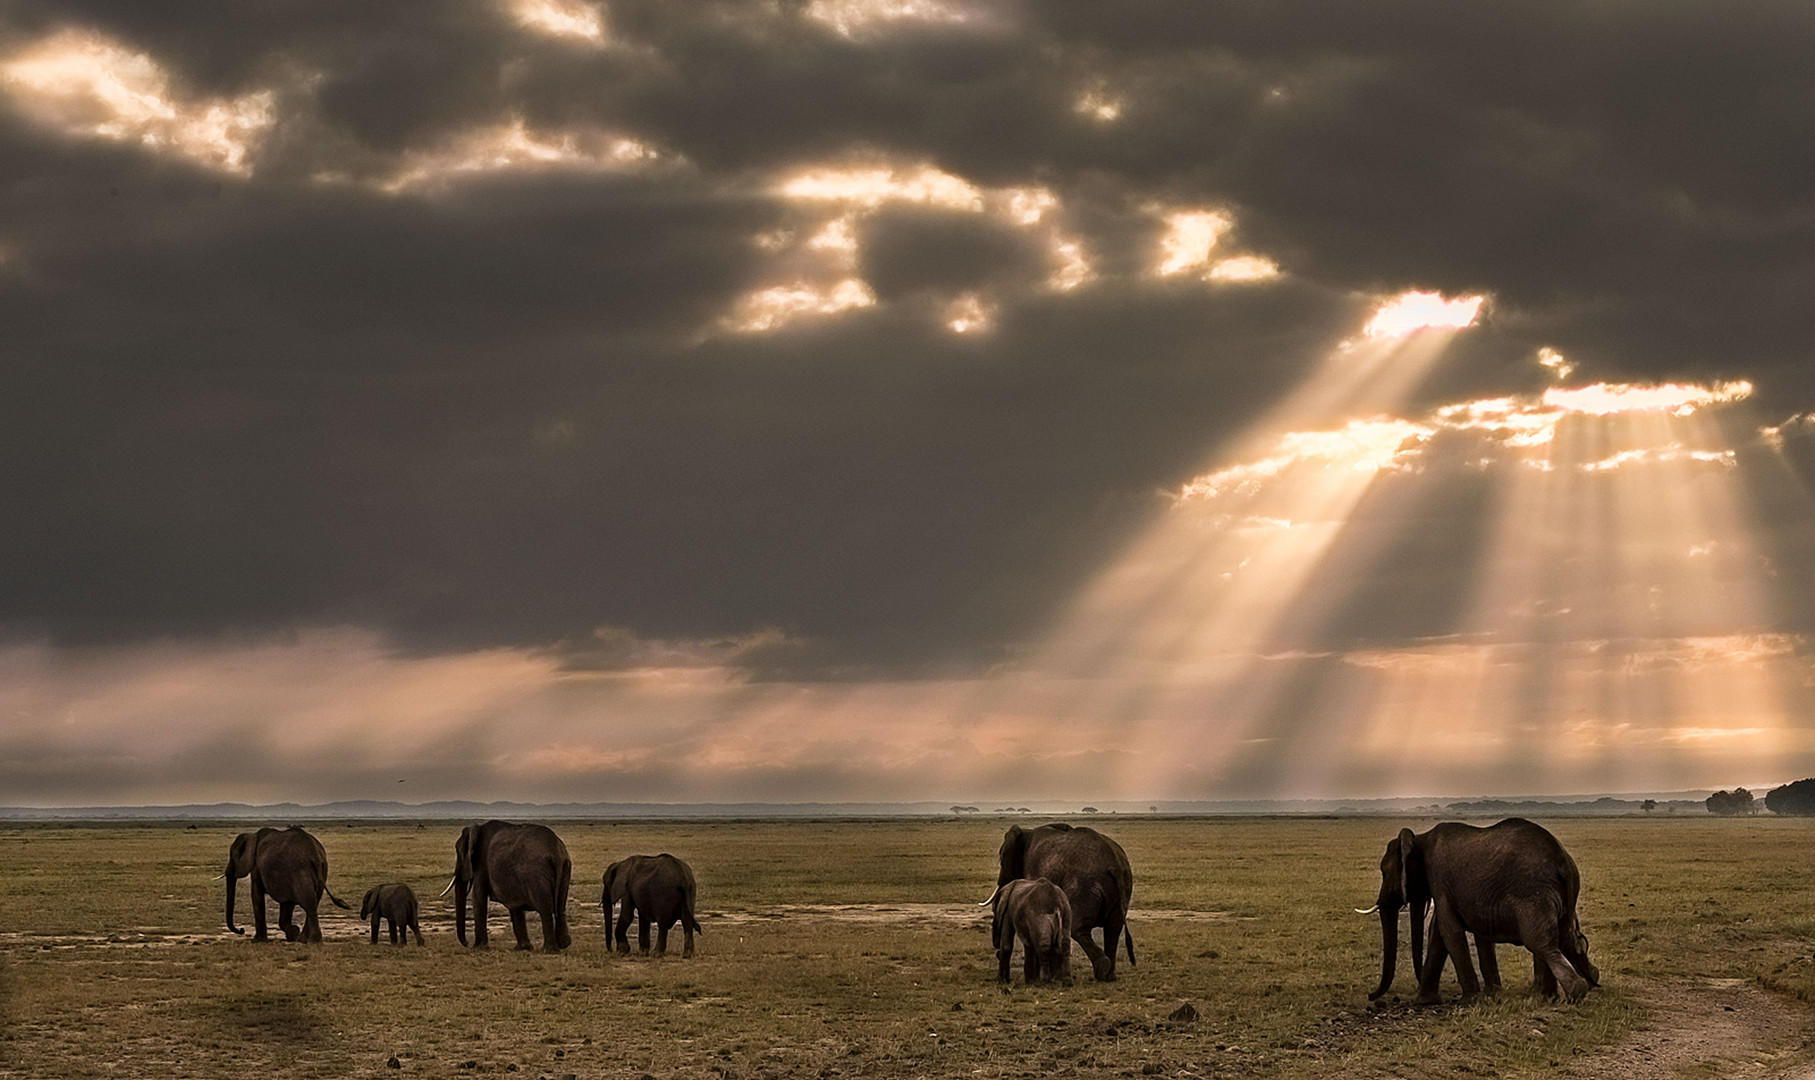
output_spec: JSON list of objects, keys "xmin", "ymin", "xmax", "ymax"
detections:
[
  {"xmin": 1354, "ymin": 905, "xmax": 1380, "ymax": 915},
  {"xmin": 438, "ymin": 876, "xmax": 457, "ymax": 899},
  {"xmin": 978, "ymin": 885, "xmax": 1003, "ymax": 908}
]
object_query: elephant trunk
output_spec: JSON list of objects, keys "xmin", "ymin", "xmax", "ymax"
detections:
[
  {"xmin": 1368, "ymin": 905, "xmax": 1397, "ymax": 1000},
  {"xmin": 225, "ymin": 868, "xmax": 244, "ymax": 935}
]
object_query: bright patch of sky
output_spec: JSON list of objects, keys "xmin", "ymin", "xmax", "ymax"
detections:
[
  {"xmin": 1362, "ymin": 290, "xmax": 1485, "ymax": 339},
  {"xmin": 506, "ymin": 0, "xmax": 608, "ymax": 44},
  {"xmin": 1, "ymin": 29, "xmax": 275, "ymax": 174},
  {"xmin": 803, "ymin": 0, "xmax": 994, "ymax": 38},
  {"xmin": 377, "ymin": 119, "xmax": 670, "ymax": 193},
  {"xmin": 724, "ymin": 160, "xmax": 1105, "ymax": 334}
]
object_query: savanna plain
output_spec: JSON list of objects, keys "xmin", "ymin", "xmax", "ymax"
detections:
[{"xmin": 2, "ymin": 816, "xmax": 1814, "ymax": 1079}]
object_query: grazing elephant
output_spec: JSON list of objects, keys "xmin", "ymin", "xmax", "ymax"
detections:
[
  {"xmin": 1365, "ymin": 817, "xmax": 1599, "ymax": 1004},
  {"xmin": 984, "ymin": 823, "xmax": 1135, "ymax": 981},
  {"xmin": 602, "ymin": 854, "xmax": 702, "ymax": 958},
  {"xmin": 992, "ymin": 877, "xmax": 1073, "ymax": 984},
  {"xmin": 445, "ymin": 820, "xmax": 572, "ymax": 952},
  {"xmin": 360, "ymin": 883, "xmax": 424, "ymax": 945},
  {"xmin": 223, "ymin": 826, "xmax": 350, "ymax": 944}
]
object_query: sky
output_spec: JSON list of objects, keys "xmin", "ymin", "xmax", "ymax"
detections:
[{"xmin": 7, "ymin": 0, "xmax": 1815, "ymax": 807}]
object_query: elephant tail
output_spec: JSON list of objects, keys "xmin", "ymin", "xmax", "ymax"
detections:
[
  {"xmin": 325, "ymin": 886, "xmax": 352, "ymax": 910},
  {"xmin": 682, "ymin": 892, "xmax": 703, "ymax": 936},
  {"xmin": 1123, "ymin": 926, "xmax": 1136, "ymax": 967}
]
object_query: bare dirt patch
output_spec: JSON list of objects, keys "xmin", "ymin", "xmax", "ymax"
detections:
[{"xmin": 1559, "ymin": 978, "xmax": 1815, "ymax": 1080}]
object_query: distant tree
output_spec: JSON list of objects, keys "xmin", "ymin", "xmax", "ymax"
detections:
[
  {"xmin": 1641, "ymin": 799, "xmax": 1656, "ymax": 814},
  {"xmin": 1765, "ymin": 779, "xmax": 1815, "ymax": 816},
  {"xmin": 1705, "ymin": 788, "xmax": 1757, "ymax": 816},
  {"xmin": 950, "ymin": 805, "xmax": 980, "ymax": 815},
  {"xmin": 1081, "ymin": 806, "xmax": 1099, "ymax": 814}
]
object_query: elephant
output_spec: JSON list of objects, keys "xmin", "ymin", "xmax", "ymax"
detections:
[
  {"xmin": 445, "ymin": 820, "xmax": 572, "ymax": 952},
  {"xmin": 601, "ymin": 853, "xmax": 702, "ymax": 958},
  {"xmin": 1365, "ymin": 817, "xmax": 1599, "ymax": 1004},
  {"xmin": 360, "ymin": 883, "xmax": 424, "ymax": 945},
  {"xmin": 992, "ymin": 877, "xmax": 1073, "ymax": 984},
  {"xmin": 984, "ymin": 823, "xmax": 1135, "ymax": 981},
  {"xmin": 223, "ymin": 826, "xmax": 351, "ymax": 944}
]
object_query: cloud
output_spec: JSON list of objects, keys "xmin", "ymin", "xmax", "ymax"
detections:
[{"xmin": 7, "ymin": 1, "xmax": 1815, "ymax": 802}]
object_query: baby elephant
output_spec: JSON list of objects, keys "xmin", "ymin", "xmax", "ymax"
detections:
[
  {"xmin": 993, "ymin": 877, "xmax": 1073, "ymax": 984},
  {"xmin": 359, "ymin": 883, "xmax": 424, "ymax": 945},
  {"xmin": 602, "ymin": 854, "xmax": 701, "ymax": 958}
]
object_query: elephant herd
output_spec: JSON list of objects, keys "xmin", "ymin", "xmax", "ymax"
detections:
[
  {"xmin": 222, "ymin": 821, "xmax": 700, "ymax": 956},
  {"xmin": 222, "ymin": 815, "xmax": 1600, "ymax": 1004}
]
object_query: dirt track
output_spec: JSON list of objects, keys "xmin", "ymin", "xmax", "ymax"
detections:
[{"xmin": 1561, "ymin": 978, "xmax": 1815, "ymax": 1080}]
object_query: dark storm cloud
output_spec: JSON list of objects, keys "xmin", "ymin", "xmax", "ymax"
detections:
[{"xmin": 5, "ymin": 0, "xmax": 1815, "ymax": 681}]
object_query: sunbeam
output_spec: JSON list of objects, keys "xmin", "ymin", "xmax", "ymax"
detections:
[{"xmin": 978, "ymin": 294, "xmax": 1815, "ymax": 801}]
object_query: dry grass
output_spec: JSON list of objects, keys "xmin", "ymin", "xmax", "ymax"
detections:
[{"xmin": 0, "ymin": 816, "xmax": 1811, "ymax": 1079}]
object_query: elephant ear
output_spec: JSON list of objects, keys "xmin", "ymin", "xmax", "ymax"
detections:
[
  {"xmin": 228, "ymin": 831, "xmax": 257, "ymax": 877},
  {"xmin": 455, "ymin": 827, "xmax": 478, "ymax": 880},
  {"xmin": 1396, "ymin": 828, "xmax": 1425, "ymax": 906},
  {"xmin": 997, "ymin": 826, "xmax": 1029, "ymax": 887}
]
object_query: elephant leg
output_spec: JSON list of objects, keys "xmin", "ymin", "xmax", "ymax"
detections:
[
  {"xmin": 410, "ymin": 917, "xmax": 424, "ymax": 946},
  {"xmin": 1073, "ymin": 928, "xmax": 1112, "ymax": 982},
  {"xmin": 654, "ymin": 919, "xmax": 670, "ymax": 958},
  {"xmin": 681, "ymin": 921, "xmax": 694, "ymax": 959},
  {"xmin": 614, "ymin": 906, "xmax": 633, "ymax": 953},
  {"xmin": 637, "ymin": 913, "xmax": 652, "ymax": 954},
  {"xmin": 1441, "ymin": 922, "xmax": 1481, "ymax": 1000},
  {"xmin": 1099, "ymin": 912, "xmax": 1127, "ymax": 981},
  {"xmin": 538, "ymin": 907, "xmax": 563, "ymax": 953},
  {"xmin": 1518, "ymin": 910, "xmax": 1588, "ymax": 1002},
  {"xmin": 1415, "ymin": 918, "xmax": 1451, "ymax": 1005},
  {"xmin": 370, "ymin": 913, "xmax": 381, "ymax": 944},
  {"xmin": 508, "ymin": 909, "xmax": 533, "ymax": 951},
  {"xmin": 473, "ymin": 890, "xmax": 490, "ymax": 948},
  {"xmin": 389, "ymin": 919, "xmax": 402, "ymax": 945},
  {"xmin": 1475, "ymin": 937, "xmax": 1501, "ymax": 994},
  {"xmin": 1532, "ymin": 951, "xmax": 1558, "ymax": 998},
  {"xmin": 251, "ymin": 884, "xmax": 271, "ymax": 942},
  {"xmin": 302, "ymin": 902, "xmax": 323, "ymax": 945},
  {"xmin": 278, "ymin": 901, "xmax": 300, "ymax": 942},
  {"xmin": 1533, "ymin": 943, "xmax": 1587, "ymax": 1002},
  {"xmin": 1023, "ymin": 941, "xmax": 1040, "ymax": 984}
]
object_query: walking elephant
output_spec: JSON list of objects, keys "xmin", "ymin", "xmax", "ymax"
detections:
[
  {"xmin": 992, "ymin": 877, "xmax": 1073, "ymax": 984},
  {"xmin": 223, "ymin": 826, "xmax": 350, "ymax": 944},
  {"xmin": 1365, "ymin": 817, "xmax": 1599, "ymax": 1004},
  {"xmin": 601, "ymin": 853, "xmax": 702, "ymax": 958},
  {"xmin": 445, "ymin": 820, "xmax": 572, "ymax": 952},
  {"xmin": 360, "ymin": 882, "xmax": 424, "ymax": 945},
  {"xmin": 984, "ymin": 823, "xmax": 1135, "ymax": 981}
]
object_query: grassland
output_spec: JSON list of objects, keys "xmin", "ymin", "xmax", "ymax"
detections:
[{"xmin": 1, "ymin": 816, "xmax": 1812, "ymax": 1079}]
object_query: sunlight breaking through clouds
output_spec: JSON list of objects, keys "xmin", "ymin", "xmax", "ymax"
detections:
[
  {"xmin": 1362, "ymin": 290, "xmax": 1485, "ymax": 339},
  {"xmin": 506, "ymin": 0, "xmax": 608, "ymax": 44},
  {"xmin": 1155, "ymin": 210, "xmax": 1232, "ymax": 276},
  {"xmin": 378, "ymin": 119, "xmax": 670, "ymax": 193},
  {"xmin": 962, "ymin": 287, "xmax": 1815, "ymax": 801},
  {"xmin": 724, "ymin": 159, "xmax": 1100, "ymax": 334},
  {"xmin": 803, "ymin": 0, "xmax": 996, "ymax": 38},
  {"xmin": 724, "ymin": 279, "xmax": 877, "ymax": 334},
  {"xmin": 1, "ymin": 29, "xmax": 275, "ymax": 174}
]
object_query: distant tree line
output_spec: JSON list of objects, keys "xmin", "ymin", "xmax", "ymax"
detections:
[
  {"xmin": 1765, "ymin": 778, "xmax": 1815, "ymax": 816},
  {"xmin": 1699, "ymin": 780, "xmax": 1815, "ymax": 815},
  {"xmin": 1705, "ymin": 788, "xmax": 1756, "ymax": 815}
]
